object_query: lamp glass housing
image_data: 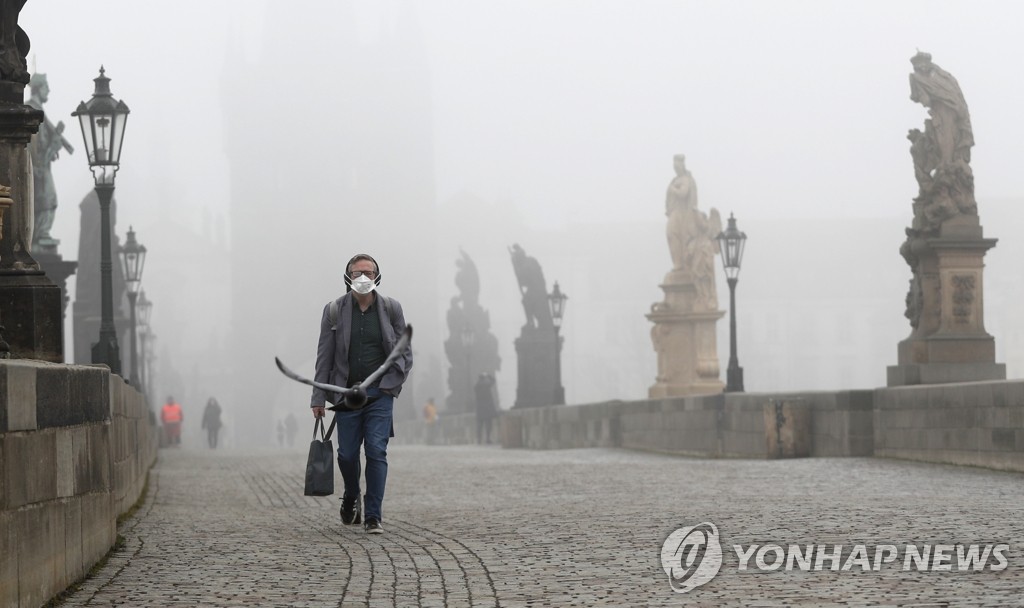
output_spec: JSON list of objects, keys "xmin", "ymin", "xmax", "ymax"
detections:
[
  {"xmin": 716, "ymin": 214, "xmax": 747, "ymax": 280},
  {"xmin": 72, "ymin": 67, "xmax": 130, "ymax": 185},
  {"xmin": 119, "ymin": 226, "xmax": 146, "ymax": 295}
]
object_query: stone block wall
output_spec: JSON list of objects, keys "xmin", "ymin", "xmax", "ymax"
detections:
[
  {"xmin": 0, "ymin": 360, "xmax": 157, "ymax": 608},
  {"xmin": 391, "ymin": 411, "xmax": 496, "ymax": 446},
  {"xmin": 395, "ymin": 381, "xmax": 1024, "ymax": 475},
  {"xmin": 492, "ymin": 390, "xmax": 876, "ymax": 459},
  {"xmin": 392, "ymin": 389, "xmax": 877, "ymax": 459},
  {"xmin": 873, "ymin": 380, "xmax": 1024, "ymax": 471}
]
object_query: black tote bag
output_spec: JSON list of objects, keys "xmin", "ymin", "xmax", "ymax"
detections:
[{"xmin": 304, "ymin": 416, "xmax": 336, "ymax": 496}]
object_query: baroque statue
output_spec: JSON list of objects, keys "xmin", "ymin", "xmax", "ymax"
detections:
[
  {"xmin": 901, "ymin": 52, "xmax": 977, "ymax": 328},
  {"xmin": 28, "ymin": 72, "xmax": 73, "ymax": 250},
  {"xmin": 888, "ymin": 51, "xmax": 1004, "ymax": 387},
  {"xmin": 444, "ymin": 250, "xmax": 500, "ymax": 412},
  {"xmin": 906, "ymin": 51, "xmax": 976, "ymax": 233},
  {"xmin": 509, "ymin": 243, "xmax": 552, "ymax": 330},
  {"xmin": 665, "ymin": 154, "xmax": 721, "ymax": 311},
  {"xmin": 647, "ymin": 153, "xmax": 726, "ymax": 397}
]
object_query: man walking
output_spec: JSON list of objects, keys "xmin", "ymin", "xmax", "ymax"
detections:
[{"xmin": 310, "ymin": 254, "xmax": 412, "ymax": 534}]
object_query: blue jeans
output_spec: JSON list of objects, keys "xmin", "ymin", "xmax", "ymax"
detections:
[{"xmin": 335, "ymin": 387, "xmax": 393, "ymax": 522}]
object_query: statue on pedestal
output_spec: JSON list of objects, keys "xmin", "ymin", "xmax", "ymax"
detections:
[
  {"xmin": 444, "ymin": 250, "xmax": 500, "ymax": 413},
  {"xmin": 28, "ymin": 72, "xmax": 74, "ymax": 252},
  {"xmin": 508, "ymin": 243, "xmax": 562, "ymax": 407},
  {"xmin": 647, "ymin": 154, "xmax": 725, "ymax": 397},
  {"xmin": 888, "ymin": 52, "xmax": 1003, "ymax": 386},
  {"xmin": 901, "ymin": 52, "xmax": 980, "ymax": 329}
]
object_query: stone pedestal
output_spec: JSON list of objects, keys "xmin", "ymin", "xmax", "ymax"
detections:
[
  {"xmin": 512, "ymin": 326, "xmax": 563, "ymax": 408},
  {"xmin": 647, "ymin": 270, "xmax": 725, "ymax": 397},
  {"xmin": 0, "ymin": 81, "xmax": 63, "ymax": 362},
  {"xmin": 888, "ymin": 217, "xmax": 1005, "ymax": 386},
  {"xmin": 35, "ymin": 247, "xmax": 77, "ymax": 356}
]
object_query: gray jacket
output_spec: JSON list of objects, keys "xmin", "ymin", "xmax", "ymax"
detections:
[{"xmin": 309, "ymin": 292, "xmax": 412, "ymax": 407}]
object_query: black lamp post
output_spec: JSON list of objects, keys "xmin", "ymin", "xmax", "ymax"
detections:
[
  {"xmin": 716, "ymin": 213, "xmax": 747, "ymax": 393},
  {"xmin": 460, "ymin": 323, "xmax": 475, "ymax": 412},
  {"xmin": 137, "ymin": 289, "xmax": 152, "ymax": 394},
  {"xmin": 548, "ymin": 281, "xmax": 568, "ymax": 405},
  {"xmin": 73, "ymin": 66, "xmax": 130, "ymax": 375},
  {"xmin": 119, "ymin": 226, "xmax": 146, "ymax": 386}
]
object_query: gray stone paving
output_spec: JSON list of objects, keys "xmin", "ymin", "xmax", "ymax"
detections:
[{"xmin": 56, "ymin": 445, "xmax": 1024, "ymax": 607}]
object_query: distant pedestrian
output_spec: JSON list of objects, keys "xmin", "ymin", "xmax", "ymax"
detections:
[
  {"xmin": 201, "ymin": 397, "xmax": 223, "ymax": 449},
  {"xmin": 161, "ymin": 396, "xmax": 183, "ymax": 447},
  {"xmin": 475, "ymin": 373, "xmax": 497, "ymax": 444},
  {"xmin": 284, "ymin": 413, "xmax": 298, "ymax": 448},
  {"xmin": 277, "ymin": 420, "xmax": 285, "ymax": 447},
  {"xmin": 422, "ymin": 397, "xmax": 438, "ymax": 444}
]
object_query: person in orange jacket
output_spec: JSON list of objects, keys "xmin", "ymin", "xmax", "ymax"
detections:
[{"xmin": 161, "ymin": 396, "xmax": 184, "ymax": 447}]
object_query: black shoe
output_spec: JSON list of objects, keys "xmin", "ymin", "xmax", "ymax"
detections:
[
  {"xmin": 340, "ymin": 494, "xmax": 361, "ymax": 525},
  {"xmin": 364, "ymin": 518, "xmax": 383, "ymax": 534}
]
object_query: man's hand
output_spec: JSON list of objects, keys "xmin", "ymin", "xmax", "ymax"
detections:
[{"xmin": 312, "ymin": 406, "xmax": 325, "ymax": 419}]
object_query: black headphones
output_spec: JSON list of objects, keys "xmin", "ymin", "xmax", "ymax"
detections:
[{"xmin": 344, "ymin": 253, "xmax": 382, "ymax": 292}]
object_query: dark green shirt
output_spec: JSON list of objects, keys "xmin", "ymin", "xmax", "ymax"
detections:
[{"xmin": 348, "ymin": 297, "xmax": 386, "ymax": 386}]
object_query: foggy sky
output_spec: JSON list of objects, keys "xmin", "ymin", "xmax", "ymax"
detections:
[{"xmin": 19, "ymin": 1, "xmax": 1024, "ymax": 434}]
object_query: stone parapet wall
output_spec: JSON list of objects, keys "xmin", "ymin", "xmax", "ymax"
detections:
[
  {"xmin": 873, "ymin": 380, "xmax": 1024, "ymax": 471},
  {"xmin": 395, "ymin": 381, "xmax": 1024, "ymax": 473},
  {"xmin": 0, "ymin": 360, "xmax": 157, "ymax": 608},
  {"xmin": 394, "ymin": 389, "xmax": 875, "ymax": 459},
  {"xmin": 497, "ymin": 390, "xmax": 874, "ymax": 458}
]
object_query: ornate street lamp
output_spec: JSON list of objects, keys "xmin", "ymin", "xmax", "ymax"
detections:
[
  {"xmin": 716, "ymin": 213, "xmax": 747, "ymax": 392},
  {"xmin": 137, "ymin": 289, "xmax": 152, "ymax": 394},
  {"xmin": 73, "ymin": 66, "xmax": 130, "ymax": 375},
  {"xmin": 548, "ymin": 281, "xmax": 568, "ymax": 405},
  {"xmin": 460, "ymin": 323, "xmax": 475, "ymax": 412},
  {"xmin": 119, "ymin": 226, "xmax": 146, "ymax": 386}
]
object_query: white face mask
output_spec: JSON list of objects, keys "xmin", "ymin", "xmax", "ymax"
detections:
[{"xmin": 350, "ymin": 274, "xmax": 376, "ymax": 295}]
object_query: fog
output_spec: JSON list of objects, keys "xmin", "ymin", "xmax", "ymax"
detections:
[{"xmin": 20, "ymin": 1, "xmax": 1024, "ymax": 445}]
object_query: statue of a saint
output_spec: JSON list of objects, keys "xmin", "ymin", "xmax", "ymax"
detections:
[
  {"xmin": 901, "ymin": 53, "xmax": 981, "ymax": 331},
  {"xmin": 909, "ymin": 52, "xmax": 973, "ymax": 166},
  {"xmin": 664, "ymin": 154, "xmax": 721, "ymax": 310},
  {"xmin": 445, "ymin": 250, "xmax": 501, "ymax": 412},
  {"xmin": 27, "ymin": 72, "xmax": 73, "ymax": 250},
  {"xmin": 665, "ymin": 154, "xmax": 698, "ymax": 270},
  {"xmin": 509, "ymin": 243, "xmax": 552, "ymax": 330}
]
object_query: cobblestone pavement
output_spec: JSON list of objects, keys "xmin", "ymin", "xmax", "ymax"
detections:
[{"xmin": 57, "ymin": 445, "xmax": 1024, "ymax": 607}]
